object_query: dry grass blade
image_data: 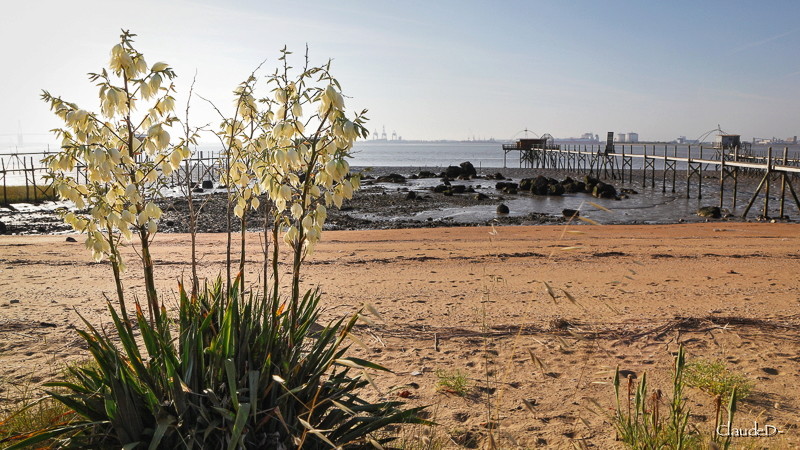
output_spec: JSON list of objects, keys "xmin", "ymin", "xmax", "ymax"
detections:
[
  {"xmin": 556, "ymin": 336, "xmax": 573, "ymax": 351},
  {"xmin": 567, "ymin": 329, "xmax": 587, "ymax": 341},
  {"xmin": 522, "ymin": 399, "xmax": 538, "ymax": 416},
  {"xmin": 528, "ymin": 349, "xmax": 546, "ymax": 374},
  {"xmin": 363, "ymin": 302, "xmax": 384, "ymax": 322},
  {"xmin": 360, "ymin": 370, "xmax": 383, "ymax": 395},
  {"xmin": 346, "ymin": 332, "xmax": 368, "ymax": 351},
  {"xmin": 562, "ymin": 289, "xmax": 587, "ymax": 311},
  {"xmin": 560, "ymin": 246, "xmax": 583, "ymax": 251},
  {"xmin": 358, "ymin": 313, "xmax": 378, "ymax": 327},
  {"xmin": 542, "ymin": 281, "xmax": 558, "ymax": 304},
  {"xmin": 601, "ymin": 301, "xmax": 620, "ymax": 314},
  {"xmin": 587, "ymin": 201, "xmax": 611, "ymax": 212},
  {"xmin": 584, "ymin": 397, "xmax": 606, "ymax": 416},
  {"xmin": 578, "ymin": 216, "xmax": 601, "ymax": 225}
]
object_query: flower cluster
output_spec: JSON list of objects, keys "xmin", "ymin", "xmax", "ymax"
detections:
[
  {"xmin": 43, "ymin": 31, "xmax": 184, "ymax": 264},
  {"xmin": 220, "ymin": 51, "xmax": 368, "ymax": 255}
]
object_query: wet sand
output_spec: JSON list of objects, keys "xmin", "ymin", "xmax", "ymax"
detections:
[{"xmin": 1, "ymin": 223, "xmax": 799, "ymax": 447}]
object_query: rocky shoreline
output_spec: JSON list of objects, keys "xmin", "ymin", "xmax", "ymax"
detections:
[{"xmin": 0, "ymin": 164, "xmax": 790, "ymax": 235}]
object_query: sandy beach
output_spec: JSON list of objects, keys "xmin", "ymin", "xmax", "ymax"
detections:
[{"xmin": 1, "ymin": 223, "xmax": 799, "ymax": 447}]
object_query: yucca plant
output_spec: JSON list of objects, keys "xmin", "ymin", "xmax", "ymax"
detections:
[{"xmin": 7, "ymin": 277, "xmax": 425, "ymax": 449}]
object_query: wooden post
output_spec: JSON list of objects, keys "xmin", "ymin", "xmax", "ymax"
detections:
[
  {"xmin": 719, "ymin": 158, "xmax": 725, "ymax": 209},
  {"xmin": 742, "ymin": 171, "xmax": 769, "ymax": 218},
  {"xmin": 672, "ymin": 145, "xmax": 677, "ymax": 193},
  {"xmin": 779, "ymin": 147, "xmax": 788, "ymax": 218},
  {"xmin": 1, "ymin": 158, "xmax": 6, "ymax": 204},
  {"xmin": 22, "ymin": 157, "xmax": 30, "ymax": 201},
  {"xmin": 30, "ymin": 157, "xmax": 38, "ymax": 203},
  {"xmin": 651, "ymin": 145, "xmax": 656, "ymax": 189},
  {"xmin": 686, "ymin": 145, "xmax": 691, "ymax": 198},
  {"xmin": 733, "ymin": 147, "xmax": 738, "ymax": 209},
  {"xmin": 785, "ymin": 175, "xmax": 800, "ymax": 212},
  {"xmin": 698, "ymin": 146, "xmax": 702, "ymax": 199},
  {"xmin": 642, "ymin": 144, "xmax": 647, "ymax": 188},
  {"xmin": 763, "ymin": 147, "xmax": 772, "ymax": 218}
]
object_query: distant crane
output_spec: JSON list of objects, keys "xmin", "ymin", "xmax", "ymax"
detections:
[{"xmin": 510, "ymin": 128, "xmax": 539, "ymax": 140}]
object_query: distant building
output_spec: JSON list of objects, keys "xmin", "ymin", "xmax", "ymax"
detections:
[
  {"xmin": 616, "ymin": 133, "xmax": 626, "ymax": 143},
  {"xmin": 627, "ymin": 132, "xmax": 639, "ymax": 143},
  {"xmin": 714, "ymin": 134, "xmax": 740, "ymax": 149}
]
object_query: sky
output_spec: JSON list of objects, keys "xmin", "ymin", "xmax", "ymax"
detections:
[{"xmin": 1, "ymin": 0, "xmax": 799, "ymax": 146}]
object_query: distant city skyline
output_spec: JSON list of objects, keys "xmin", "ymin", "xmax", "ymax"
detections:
[{"xmin": 2, "ymin": 1, "xmax": 799, "ymax": 146}]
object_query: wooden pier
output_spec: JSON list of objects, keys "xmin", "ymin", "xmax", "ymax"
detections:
[
  {"xmin": 502, "ymin": 142, "xmax": 800, "ymax": 219},
  {"xmin": 0, "ymin": 149, "xmax": 221, "ymax": 205}
]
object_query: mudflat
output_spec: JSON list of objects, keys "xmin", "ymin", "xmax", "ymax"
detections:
[{"xmin": 1, "ymin": 223, "xmax": 799, "ymax": 447}]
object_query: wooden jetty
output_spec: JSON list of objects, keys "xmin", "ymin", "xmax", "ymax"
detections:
[
  {"xmin": 0, "ymin": 149, "xmax": 220, "ymax": 205},
  {"xmin": 502, "ymin": 140, "xmax": 800, "ymax": 219},
  {"xmin": 501, "ymin": 137, "xmax": 561, "ymax": 168}
]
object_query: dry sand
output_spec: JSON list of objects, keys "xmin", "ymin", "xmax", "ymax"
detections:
[{"xmin": 1, "ymin": 223, "xmax": 799, "ymax": 447}]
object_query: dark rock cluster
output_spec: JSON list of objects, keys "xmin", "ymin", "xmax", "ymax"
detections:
[{"xmin": 498, "ymin": 175, "xmax": 623, "ymax": 200}]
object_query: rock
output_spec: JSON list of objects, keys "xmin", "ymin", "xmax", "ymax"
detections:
[
  {"xmin": 192, "ymin": 187, "xmax": 204, "ymax": 193},
  {"xmin": 531, "ymin": 176, "xmax": 550, "ymax": 195},
  {"xmin": 473, "ymin": 193, "xmax": 488, "ymax": 200},
  {"xmin": 65, "ymin": 236, "xmax": 77, "ymax": 242},
  {"xmin": 450, "ymin": 185, "xmax": 466, "ymax": 194},
  {"xmin": 496, "ymin": 204, "xmax": 510, "ymax": 214},
  {"xmin": 548, "ymin": 183, "xmax": 565, "ymax": 196},
  {"xmin": 433, "ymin": 184, "xmax": 450, "ymax": 193},
  {"xmin": 444, "ymin": 166, "xmax": 462, "ymax": 178},
  {"xmin": 201, "ymin": 180, "xmax": 214, "ymax": 189},
  {"xmin": 417, "ymin": 170, "xmax": 437, "ymax": 178},
  {"xmin": 697, "ymin": 206, "xmax": 721, "ymax": 218},
  {"xmin": 584, "ymin": 175, "xmax": 600, "ymax": 192},
  {"xmin": 592, "ymin": 182, "xmax": 617, "ymax": 199},
  {"xmin": 405, "ymin": 191, "xmax": 417, "ymax": 200},
  {"xmin": 487, "ymin": 172, "xmax": 505, "ymax": 180},
  {"xmin": 10, "ymin": 299, "xmax": 20, "ymax": 304},
  {"xmin": 562, "ymin": 209, "xmax": 580, "ymax": 219},
  {"xmin": 519, "ymin": 178, "xmax": 533, "ymax": 191},
  {"xmin": 459, "ymin": 161, "xmax": 477, "ymax": 178},
  {"xmin": 0, "ymin": 221, "xmax": 7, "ymax": 234},
  {"xmin": 376, "ymin": 173, "xmax": 406, "ymax": 183},
  {"xmin": 495, "ymin": 182, "xmax": 518, "ymax": 194}
]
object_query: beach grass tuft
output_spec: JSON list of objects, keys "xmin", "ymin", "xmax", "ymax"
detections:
[
  {"xmin": 685, "ymin": 358, "xmax": 753, "ymax": 402},
  {"xmin": 435, "ymin": 369, "xmax": 471, "ymax": 397}
]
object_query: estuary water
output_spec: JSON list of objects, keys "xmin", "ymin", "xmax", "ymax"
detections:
[{"xmin": 2, "ymin": 140, "xmax": 798, "ymax": 226}]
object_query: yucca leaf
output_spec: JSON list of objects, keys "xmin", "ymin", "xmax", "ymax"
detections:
[{"xmin": 227, "ymin": 402, "xmax": 251, "ymax": 450}]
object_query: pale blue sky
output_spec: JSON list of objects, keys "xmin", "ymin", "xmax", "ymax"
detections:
[{"xmin": 1, "ymin": 0, "xmax": 798, "ymax": 145}]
